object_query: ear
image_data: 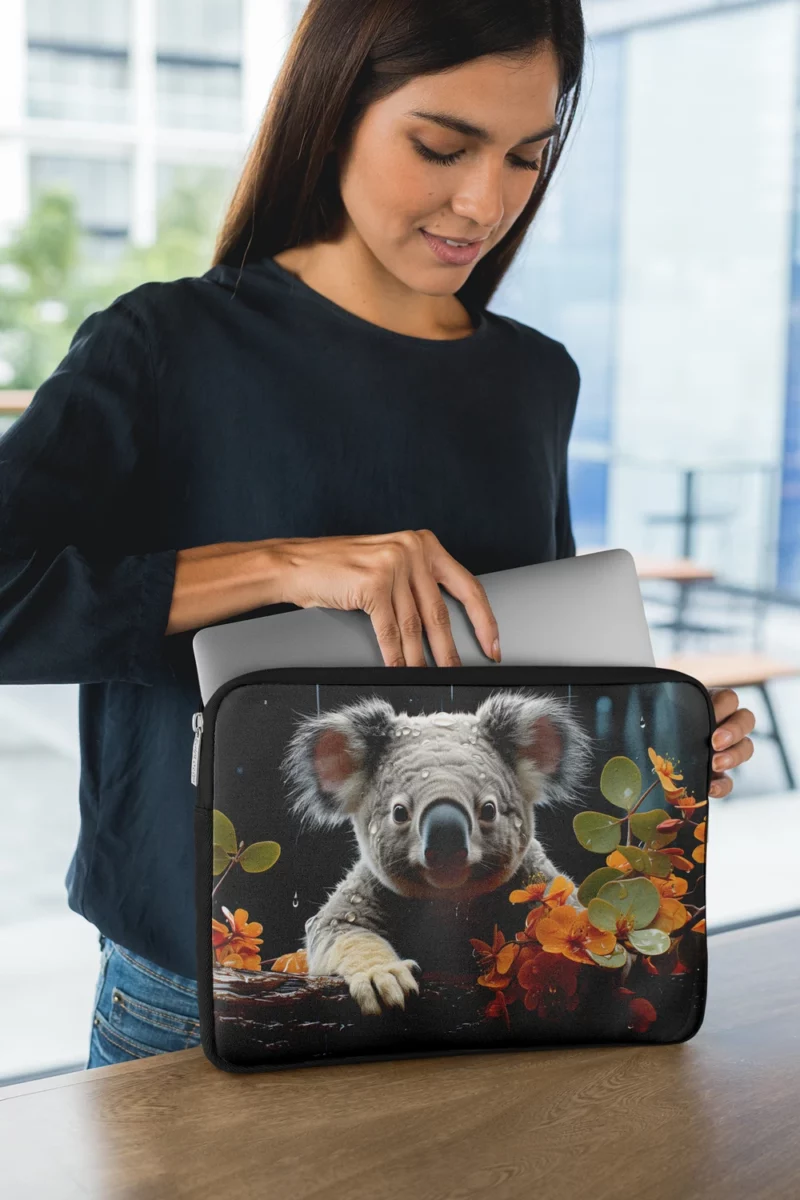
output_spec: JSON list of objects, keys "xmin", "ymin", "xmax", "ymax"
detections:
[
  {"xmin": 474, "ymin": 690, "xmax": 593, "ymax": 807},
  {"xmin": 280, "ymin": 695, "xmax": 397, "ymax": 829}
]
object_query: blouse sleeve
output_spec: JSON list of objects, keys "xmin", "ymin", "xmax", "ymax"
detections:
[
  {"xmin": 0, "ymin": 298, "xmax": 178, "ymax": 686},
  {"xmin": 554, "ymin": 344, "xmax": 580, "ymax": 560}
]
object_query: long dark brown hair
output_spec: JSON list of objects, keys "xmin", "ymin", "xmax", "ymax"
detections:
[{"xmin": 212, "ymin": 0, "xmax": 585, "ymax": 312}]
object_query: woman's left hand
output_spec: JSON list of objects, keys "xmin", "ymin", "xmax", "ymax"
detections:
[{"xmin": 709, "ymin": 688, "xmax": 756, "ymax": 798}]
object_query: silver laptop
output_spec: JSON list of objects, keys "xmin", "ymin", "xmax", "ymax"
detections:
[{"xmin": 192, "ymin": 548, "xmax": 655, "ymax": 705}]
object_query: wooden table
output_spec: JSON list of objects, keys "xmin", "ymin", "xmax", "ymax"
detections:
[{"xmin": 1, "ymin": 916, "xmax": 799, "ymax": 1199}]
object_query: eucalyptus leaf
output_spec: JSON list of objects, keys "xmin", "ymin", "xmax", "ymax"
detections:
[
  {"xmin": 629, "ymin": 809, "xmax": 670, "ymax": 846},
  {"xmin": 238, "ymin": 840, "xmax": 281, "ymax": 873},
  {"xmin": 212, "ymin": 845, "xmax": 231, "ymax": 877},
  {"xmin": 599, "ymin": 756, "xmax": 642, "ymax": 811},
  {"xmin": 573, "ymin": 811, "xmax": 623, "ymax": 853},
  {"xmin": 646, "ymin": 852, "xmax": 674, "ymax": 878},
  {"xmin": 587, "ymin": 898, "xmax": 619, "ymax": 933},
  {"xmin": 596, "ymin": 876, "xmax": 661, "ymax": 929},
  {"xmin": 628, "ymin": 927, "xmax": 671, "ymax": 956},
  {"xmin": 588, "ymin": 944, "xmax": 627, "ymax": 969},
  {"xmin": 616, "ymin": 845, "xmax": 652, "ymax": 874},
  {"xmin": 577, "ymin": 867, "xmax": 624, "ymax": 906},
  {"xmin": 213, "ymin": 809, "xmax": 238, "ymax": 856}
]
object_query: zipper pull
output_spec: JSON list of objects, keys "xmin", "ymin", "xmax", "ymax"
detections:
[{"xmin": 191, "ymin": 711, "xmax": 204, "ymax": 786}]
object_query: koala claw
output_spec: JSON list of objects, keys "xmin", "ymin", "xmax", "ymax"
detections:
[{"xmin": 348, "ymin": 959, "xmax": 421, "ymax": 1016}]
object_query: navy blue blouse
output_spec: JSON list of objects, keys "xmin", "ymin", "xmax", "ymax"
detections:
[{"xmin": 0, "ymin": 254, "xmax": 579, "ymax": 978}]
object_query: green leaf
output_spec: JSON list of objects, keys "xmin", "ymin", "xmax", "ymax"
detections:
[
  {"xmin": 629, "ymin": 809, "xmax": 670, "ymax": 846},
  {"xmin": 646, "ymin": 852, "xmax": 674, "ymax": 878},
  {"xmin": 238, "ymin": 840, "xmax": 281, "ymax": 873},
  {"xmin": 577, "ymin": 867, "xmax": 624, "ymax": 906},
  {"xmin": 212, "ymin": 845, "xmax": 231, "ymax": 877},
  {"xmin": 616, "ymin": 845, "xmax": 652, "ymax": 874},
  {"xmin": 628, "ymin": 928, "xmax": 671, "ymax": 956},
  {"xmin": 596, "ymin": 877, "xmax": 661, "ymax": 929},
  {"xmin": 599, "ymin": 756, "xmax": 642, "ymax": 811},
  {"xmin": 587, "ymin": 898, "xmax": 619, "ymax": 933},
  {"xmin": 573, "ymin": 811, "xmax": 623, "ymax": 853},
  {"xmin": 213, "ymin": 810, "xmax": 238, "ymax": 856},
  {"xmin": 588, "ymin": 944, "xmax": 628, "ymax": 969}
]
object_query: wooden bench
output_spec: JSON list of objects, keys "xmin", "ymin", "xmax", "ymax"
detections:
[{"xmin": 656, "ymin": 652, "xmax": 800, "ymax": 791}]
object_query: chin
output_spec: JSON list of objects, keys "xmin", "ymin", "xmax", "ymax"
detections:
[{"xmin": 385, "ymin": 862, "xmax": 513, "ymax": 901}]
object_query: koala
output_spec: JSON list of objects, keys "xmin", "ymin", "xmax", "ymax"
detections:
[{"xmin": 280, "ymin": 690, "xmax": 593, "ymax": 1017}]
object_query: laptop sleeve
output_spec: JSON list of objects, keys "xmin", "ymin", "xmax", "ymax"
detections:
[{"xmin": 192, "ymin": 665, "xmax": 713, "ymax": 1072}]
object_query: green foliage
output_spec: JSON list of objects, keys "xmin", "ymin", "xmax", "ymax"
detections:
[
  {"xmin": 0, "ymin": 169, "xmax": 232, "ymax": 390},
  {"xmin": 212, "ymin": 809, "xmax": 281, "ymax": 878},
  {"xmin": 599, "ymin": 756, "xmax": 642, "ymax": 811}
]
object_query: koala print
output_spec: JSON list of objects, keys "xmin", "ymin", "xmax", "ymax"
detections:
[{"xmin": 280, "ymin": 690, "xmax": 593, "ymax": 1017}]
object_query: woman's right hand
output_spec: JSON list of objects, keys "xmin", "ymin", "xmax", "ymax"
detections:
[{"xmin": 272, "ymin": 529, "xmax": 501, "ymax": 667}]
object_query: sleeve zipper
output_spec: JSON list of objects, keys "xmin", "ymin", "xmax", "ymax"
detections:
[{"xmin": 191, "ymin": 711, "xmax": 204, "ymax": 786}]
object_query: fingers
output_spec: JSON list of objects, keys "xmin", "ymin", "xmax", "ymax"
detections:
[
  {"xmin": 712, "ymin": 704, "xmax": 756, "ymax": 751},
  {"xmin": 712, "ymin": 734, "xmax": 755, "ymax": 774},
  {"xmin": 417, "ymin": 530, "xmax": 500, "ymax": 664},
  {"xmin": 709, "ymin": 773, "xmax": 733, "ymax": 799}
]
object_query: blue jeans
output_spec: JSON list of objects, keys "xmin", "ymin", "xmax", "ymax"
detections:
[{"xmin": 86, "ymin": 934, "xmax": 201, "ymax": 1068}]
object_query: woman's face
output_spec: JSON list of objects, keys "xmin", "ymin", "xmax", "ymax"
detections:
[{"xmin": 336, "ymin": 45, "xmax": 561, "ymax": 294}]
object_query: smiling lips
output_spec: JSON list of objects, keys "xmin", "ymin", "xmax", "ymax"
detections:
[{"xmin": 420, "ymin": 229, "xmax": 486, "ymax": 264}]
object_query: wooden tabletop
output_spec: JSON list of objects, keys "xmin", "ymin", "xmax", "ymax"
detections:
[
  {"xmin": 1, "ymin": 916, "xmax": 798, "ymax": 1200},
  {"xmin": 657, "ymin": 651, "xmax": 800, "ymax": 688},
  {"xmin": 579, "ymin": 547, "xmax": 717, "ymax": 582}
]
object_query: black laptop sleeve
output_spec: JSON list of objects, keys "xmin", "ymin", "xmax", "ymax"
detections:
[{"xmin": 193, "ymin": 665, "xmax": 713, "ymax": 1072}]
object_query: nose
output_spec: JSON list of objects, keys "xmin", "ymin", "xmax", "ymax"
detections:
[{"xmin": 420, "ymin": 800, "xmax": 471, "ymax": 867}]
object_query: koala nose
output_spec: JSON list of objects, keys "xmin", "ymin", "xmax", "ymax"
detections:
[{"xmin": 420, "ymin": 800, "xmax": 471, "ymax": 866}]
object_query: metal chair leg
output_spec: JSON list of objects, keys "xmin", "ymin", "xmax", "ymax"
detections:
[{"xmin": 758, "ymin": 683, "xmax": 796, "ymax": 791}]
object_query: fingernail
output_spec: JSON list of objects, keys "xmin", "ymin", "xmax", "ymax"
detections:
[
  {"xmin": 492, "ymin": 638, "xmax": 501, "ymax": 662},
  {"xmin": 714, "ymin": 730, "xmax": 733, "ymax": 749}
]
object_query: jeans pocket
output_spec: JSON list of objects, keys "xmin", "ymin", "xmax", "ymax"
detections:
[{"xmin": 89, "ymin": 939, "xmax": 201, "ymax": 1066}]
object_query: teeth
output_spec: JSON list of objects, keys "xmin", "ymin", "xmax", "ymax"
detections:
[{"xmin": 444, "ymin": 239, "xmax": 470, "ymax": 247}]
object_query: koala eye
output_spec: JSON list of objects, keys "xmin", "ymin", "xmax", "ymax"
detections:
[
  {"xmin": 392, "ymin": 803, "xmax": 411, "ymax": 824},
  {"xmin": 480, "ymin": 800, "xmax": 498, "ymax": 822}
]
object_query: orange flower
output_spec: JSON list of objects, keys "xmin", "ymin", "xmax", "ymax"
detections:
[
  {"xmin": 606, "ymin": 848, "xmax": 633, "ymax": 874},
  {"xmin": 648, "ymin": 874, "xmax": 689, "ymax": 933},
  {"xmin": 484, "ymin": 988, "xmax": 513, "ymax": 1028},
  {"xmin": 648, "ymin": 747, "xmax": 683, "ymax": 792},
  {"xmin": 272, "ymin": 949, "xmax": 309, "ymax": 974},
  {"xmin": 470, "ymin": 924, "xmax": 520, "ymax": 989},
  {"xmin": 650, "ymin": 873, "xmax": 688, "ymax": 898},
  {"xmin": 211, "ymin": 906, "xmax": 264, "ymax": 970},
  {"xmin": 517, "ymin": 950, "xmax": 581, "ymax": 1018},
  {"xmin": 667, "ymin": 789, "xmax": 707, "ymax": 812},
  {"xmin": 510, "ymin": 873, "xmax": 574, "ymax": 906},
  {"xmin": 535, "ymin": 905, "xmax": 617, "ymax": 965},
  {"xmin": 692, "ymin": 822, "xmax": 706, "ymax": 863}
]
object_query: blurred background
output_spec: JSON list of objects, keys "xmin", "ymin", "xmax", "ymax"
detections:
[{"xmin": 1, "ymin": 0, "xmax": 799, "ymax": 1083}]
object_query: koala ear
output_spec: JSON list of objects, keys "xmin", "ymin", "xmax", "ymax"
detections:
[
  {"xmin": 280, "ymin": 695, "xmax": 397, "ymax": 829},
  {"xmin": 475, "ymin": 690, "xmax": 593, "ymax": 808}
]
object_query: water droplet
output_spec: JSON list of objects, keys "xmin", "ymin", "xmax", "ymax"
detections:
[
  {"xmin": 330, "ymin": 918, "xmax": 339, "ymax": 926},
  {"xmin": 235, "ymin": 766, "xmax": 244, "ymax": 774},
  {"xmin": 369, "ymin": 820, "xmax": 378, "ymax": 835},
  {"xmin": 469, "ymin": 736, "xmax": 477, "ymax": 744},
  {"xmin": 346, "ymin": 911, "xmax": 357, "ymax": 922},
  {"xmin": 640, "ymin": 716, "xmax": 646, "ymax": 728},
  {"xmin": 432, "ymin": 713, "xmax": 454, "ymax": 727},
  {"xmin": 292, "ymin": 891, "xmax": 299, "ymax": 909},
  {"xmin": 350, "ymin": 893, "xmax": 362, "ymax": 903},
  {"xmin": 513, "ymin": 816, "xmax": 523, "ymax": 830},
  {"xmin": 395, "ymin": 729, "xmax": 402, "ymax": 737},
  {"xmin": 263, "ymin": 700, "xmax": 268, "ymax": 704},
  {"xmin": 480, "ymin": 772, "xmax": 486, "ymax": 780},
  {"xmin": 412, "ymin": 728, "xmax": 421, "ymax": 736},
  {"xmin": 422, "ymin": 770, "xmax": 429, "ymax": 779},
  {"xmin": 402, "ymin": 728, "xmax": 410, "ymax": 735}
]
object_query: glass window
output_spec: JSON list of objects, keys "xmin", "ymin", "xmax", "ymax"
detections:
[
  {"xmin": 29, "ymin": 154, "xmax": 131, "ymax": 240},
  {"xmin": 156, "ymin": 60, "xmax": 241, "ymax": 131},
  {"xmin": 156, "ymin": 0, "xmax": 241, "ymax": 59},
  {"xmin": 27, "ymin": 48, "xmax": 130, "ymax": 124},
  {"xmin": 27, "ymin": 0, "xmax": 130, "ymax": 48}
]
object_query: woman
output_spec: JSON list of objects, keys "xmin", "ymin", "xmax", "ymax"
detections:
[{"xmin": 0, "ymin": 0, "xmax": 754, "ymax": 1068}]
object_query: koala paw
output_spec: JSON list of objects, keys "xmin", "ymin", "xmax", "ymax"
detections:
[{"xmin": 347, "ymin": 959, "xmax": 421, "ymax": 1017}]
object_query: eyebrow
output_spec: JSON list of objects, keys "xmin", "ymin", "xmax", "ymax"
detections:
[{"xmin": 405, "ymin": 109, "xmax": 560, "ymax": 146}]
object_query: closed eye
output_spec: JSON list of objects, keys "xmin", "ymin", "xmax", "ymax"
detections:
[{"xmin": 413, "ymin": 140, "xmax": 543, "ymax": 173}]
